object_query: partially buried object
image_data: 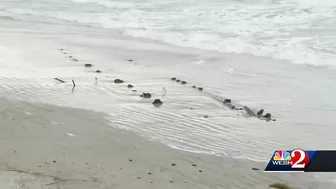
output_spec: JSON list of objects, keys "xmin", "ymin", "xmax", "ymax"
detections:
[
  {"xmin": 192, "ymin": 85, "xmax": 196, "ymax": 88},
  {"xmin": 257, "ymin": 109, "xmax": 264, "ymax": 116},
  {"xmin": 114, "ymin": 79, "xmax": 124, "ymax": 84},
  {"xmin": 181, "ymin": 81, "xmax": 187, "ymax": 84},
  {"xmin": 140, "ymin": 93, "xmax": 151, "ymax": 99},
  {"xmin": 263, "ymin": 113, "xmax": 271, "ymax": 119},
  {"xmin": 85, "ymin": 64, "xmax": 92, "ymax": 67},
  {"xmin": 223, "ymin": 99, "xmax": 231, "ymax": 104}
]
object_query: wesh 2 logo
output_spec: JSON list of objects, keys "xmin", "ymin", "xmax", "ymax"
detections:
[{"xmin": 264, "ymin": 149, "xmax": 312, "ymax": 172}]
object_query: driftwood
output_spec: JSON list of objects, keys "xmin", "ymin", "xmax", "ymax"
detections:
[
  {"xmin": 72, "ymin": 79, "xmax": 76, "ymax": 93},
  {"xmin": 54, "ymin": 78, "xmax": 65, "ymax": 83}
]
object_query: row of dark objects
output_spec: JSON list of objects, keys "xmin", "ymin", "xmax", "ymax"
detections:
[
  {"xmin": 171, "ymin": 77, "xmax": 275, "ymax": 121},
  {"xmin": 60, "ymin": 48, "xmax": 103, "ymax": 73},
  {"xmin": 223, "ymin": 99, "xmax": 274, "ymax": 121},
  {"xmin": 59, "ymin": 49, "xmax": 163, "ymax": 108},
  {"xmin": 112, "ymin": 75, "xmax": 163, "ymax": 107}
]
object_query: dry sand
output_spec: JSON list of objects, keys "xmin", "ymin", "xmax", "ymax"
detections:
[{"xmin": 0, "ymin": 97, "xmax": 331, "ymax": 189}]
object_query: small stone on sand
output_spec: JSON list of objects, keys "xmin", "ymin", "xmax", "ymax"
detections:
[
  {"xmin": 181, "ymin": 81, "xmax": 187, "ymax": 84},
  {"xmin": 198, "ymin": 87, "xmax": 203, "ymax": 91},
  {"xmin": 114, "ymin": 79, "xmax": 124, "ymax": 84},
  {"xmin": 176, "ymin": 79, "xmax": 181, "ymax": 83},
  {"xmin": 127, "ymin": 84, "xmax": 134, "ymax": 89},
  {"xmin": 152, "ymin": 99, "xmax": 163, "ymax": 107},
  {"xmin": 223, "ymin": 99, "xmax": 231, "ymax": 104},
  {"xmin": 252, "ymin": 167, "xmax": 259, "ymax": 171},
  {"xmin": 96, "ymin": 70, "xmax": 102, "ymax": 73},
  {"xmin": 264, "ymin": 113, "xmax": 271, "ymax": 118},
  {"xmin": 140, "ymin": 93, "xmax": 151, "ymax": 99},
  {"xmin": 85, "ymin": 64, "xmax": 93, "ymax": 67},
  {"xmin": 171, "ymin": 163, "xmax": 176, "ymax": 166},
  {"xmin": 192, "ymin": 164, "xmax": 197, "ymax": 167},
  {"xmin": 171, "ymin": 77, "xmax": 176, "ymax": 81}
]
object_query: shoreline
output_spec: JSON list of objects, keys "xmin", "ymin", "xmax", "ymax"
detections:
[
  {"xmin": 1, "ymin": 18, "xmax": 336, "ymax": 71},
  {"xmin": 1, "ymin": 18, "xmax": 336, "ymax": 188},
  {"xmin": 0, "ymin": 97, "xmax": 330, "ymax": 189},
  {"xmin": 1, "ymin": 21, "xmax": 336, "ymax": 163}
]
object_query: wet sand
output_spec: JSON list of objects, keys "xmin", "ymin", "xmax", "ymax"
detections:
[{"xmin": 0, "ymin": 97, "xmax": 330, "ymax": 189}]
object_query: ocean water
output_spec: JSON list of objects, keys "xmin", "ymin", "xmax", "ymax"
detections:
[
  {"xmin": 1, "ymin": 0, "xmax": 336, "ymax": 185},
  {"xmin": 1, "ymin": 0, "xmax": 336, "ymax": 66}
]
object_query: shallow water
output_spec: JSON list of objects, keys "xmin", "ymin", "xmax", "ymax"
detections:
[{"xmin": 1, "ymin": 0, "xmax": 336, "ymax": 184}]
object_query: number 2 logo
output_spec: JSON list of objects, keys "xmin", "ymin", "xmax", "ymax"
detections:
[{"xmin": 290, "ymin": 149, "xmax": 309, "ymax": 169}]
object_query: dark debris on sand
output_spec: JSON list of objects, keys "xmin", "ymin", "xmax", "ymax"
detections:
[
  {"xmin": 269, "ymin": 183, "xmax": 292, "ymax": 189},
  {"xmin": 85, "ymin": 64, "xmax": 93, "ymax": 67},
  {"xmin": 257, "ymin": 109, "xmax": 264, "ymax": 116},
  {"xmin": 264, "ymin": 113, "xmax": 271, "ymax": 118},
  {"xmin": 96, "ymin": 70, "xmax": 102, "ymax": 73},
  {"xmin": 140, "ymin": 93, "xmax": 151, "ymax": 99},
  {"xmin": 171, "ymin": 77, "xmax": 177, "ymax": 81},
  {"xmin": 114, "ymin": 79, "xmax": 124, "ymax": 84},
  {"xmin": 176, "ymin": 79, "xmax": 181, "ymax": 83},
  {"xmin": 181, "ymin": 81, "xmax": 187, "ymax": 84},
  {"xmin": 152, "ymin": 99, "xmax": 163, "ymax": 107},
  {"xmin": 198, "ymin": 87, "xmax": 203, "ymax": 91},
  {"xmin": 127, "ymin": 84, "xmax": 134, "ymax": 89},
  {"xmin": 223, "ymin": 99, "xmax": 231, "ymax": 104}
]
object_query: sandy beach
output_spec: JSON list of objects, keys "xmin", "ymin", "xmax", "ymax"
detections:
[
  {"xmin": 1, "ymin": 1, "xmax": 336, "ymax": 188},
  {"xmin": 0, "ymin": 97, "xmax": 331, "ymax": 189}
]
